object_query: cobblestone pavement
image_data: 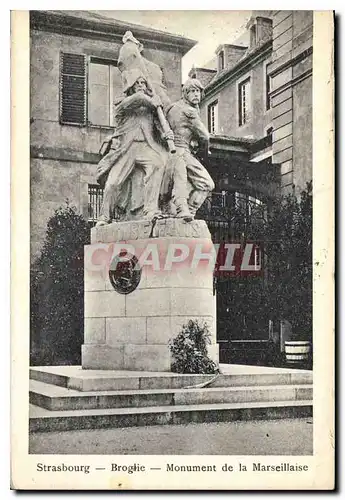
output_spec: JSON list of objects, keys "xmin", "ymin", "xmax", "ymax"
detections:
[{"xmin": 30, "ymin": 418, "xmax": 313, "ymax": 455}]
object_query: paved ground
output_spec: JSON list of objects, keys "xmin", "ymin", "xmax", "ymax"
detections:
[{"xmin": 29, "ymin": 418, "xmax": 313, "ymax": 455}]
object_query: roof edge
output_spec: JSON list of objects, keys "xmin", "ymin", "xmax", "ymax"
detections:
[{"xmin": 30, "ymin": 10, "xmax": 197, "ymax": 55}]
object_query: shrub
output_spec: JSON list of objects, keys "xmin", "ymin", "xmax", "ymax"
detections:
[
  {"xmin": 30, "ymin": 203, "xmax": 90, "ymax": 365},
  {"xmin": 264, "ymin": 182, "xmax": 313, "ymax": 341},
  {"xmin": 212, "ymin": 182, "xmax": 312, "ymax": 368},
  {"xmin": 168, "ymin": 320, "xmax": 219, "ymax": 374}
]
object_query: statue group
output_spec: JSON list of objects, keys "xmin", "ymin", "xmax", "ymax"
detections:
[{"xmin": 96, "ymin": 31, "xmax": 215, "ymax": 227}]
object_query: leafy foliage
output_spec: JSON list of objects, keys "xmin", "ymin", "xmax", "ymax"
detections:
[
  {"xmin": 168, "ymin": 320, "xmax": 219, "ymax": 374},
  {"xmin": 30, "ymin": 203, "xmax": 90, "ymax": 365},
  {"xmin": 263, "ymin": 182, "xmax": 312, "ymax": 339},
  {"xmin": 214, "ymin": 182, "xmax": 312, "ymax": 346}
]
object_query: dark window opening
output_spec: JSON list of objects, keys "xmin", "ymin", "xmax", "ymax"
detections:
[
  {"xmin": 239, "ymin": 78, "xmax": 251, "ymax": 126},
  {"xmin": 219, "ymin": 51, "xmax": 225, "ymax": 71}
]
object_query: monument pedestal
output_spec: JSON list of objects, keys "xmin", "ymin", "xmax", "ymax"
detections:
[{"xmin": 82, "ymin": 218, "xmax": 218, "ymax": 371}]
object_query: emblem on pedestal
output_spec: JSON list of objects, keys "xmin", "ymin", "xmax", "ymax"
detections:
[{"xmin": 109, "ymin": 253, "xmax": 142, "ymax": 294}]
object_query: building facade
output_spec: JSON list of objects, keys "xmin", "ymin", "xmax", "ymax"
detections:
[
  {"xmin": 188, "ymin": 11, "xmax": 313, "ymax": 362},
  {"xmin": 189, "ymin": 11, "xmax": 279, "ymax": 255},
  {"xmin": 193, "ymin": 10, "xmax": 313, "ymax": 198}
]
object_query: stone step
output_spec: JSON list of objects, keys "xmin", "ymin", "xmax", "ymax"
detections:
[
  {"xmin": 29, "ymin": 365, "xmax": 313, "ymax": 392},
  {"xmin": 29, "ymin": 400, "xmax": 313, "ymax": 432},
  {"xmin": 29, "ymin": 379, "xmax": 312, "ymax": 411}
]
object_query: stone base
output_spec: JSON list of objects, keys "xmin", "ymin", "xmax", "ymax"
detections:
[
  {"xmin": 83, "ymin": 218, "xmax": 219, "ymax": 372},
  {"xmin": 82, "ymin": 342, "xmax": 219, "ymax": 372},
  {"xmin": 82, "ymin": 344, "xmax": 172, "ymax": 371},
  {"xmin": 29, "ymin": 365, "xmax": 313, "ymax": 432}
]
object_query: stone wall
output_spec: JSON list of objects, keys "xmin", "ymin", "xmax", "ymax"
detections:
[{"xmin": 30, "ymin": 157, "xmax": 97, "ymax": 258}]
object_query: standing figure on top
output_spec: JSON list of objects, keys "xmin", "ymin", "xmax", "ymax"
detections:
[
  {"xmin": 96, "ymin": 70, "xmax": 173, "ymax": 226},
  {"xmin": 163, "ymin": 78, "xmax": 215, "ymax": 221},
  {"xmin": 95, "ymin": 31, "xmax": 175, "ymax": 226}
]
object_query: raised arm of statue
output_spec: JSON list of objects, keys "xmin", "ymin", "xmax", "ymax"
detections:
[{"xmin": 116, "ymin": 92, "xmax": 157, "ymax": 113}]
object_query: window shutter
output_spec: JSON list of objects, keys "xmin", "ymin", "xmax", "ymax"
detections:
[{"xmin": 59, "ymin": 52, "xmax": 87, "ymax": 126}]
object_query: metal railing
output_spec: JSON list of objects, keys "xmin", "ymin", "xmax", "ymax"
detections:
[{"xmin": 196, "ymin": 191, "xmax": 267, "ymax": 241}]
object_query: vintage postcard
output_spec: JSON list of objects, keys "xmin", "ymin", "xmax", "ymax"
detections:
[{"xmin": 11, "ymin": 9, "xmax": 334, "ymax": 490}]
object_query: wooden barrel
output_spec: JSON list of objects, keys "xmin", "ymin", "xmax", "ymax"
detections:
[{"xmin": 285, "ymin": 340, "xmax": 311, "ymax": 364}]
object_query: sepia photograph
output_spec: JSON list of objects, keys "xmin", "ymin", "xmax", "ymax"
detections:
[{"xmin": 10, "ymin": 8, "xmax": 334, "ymax": 490}]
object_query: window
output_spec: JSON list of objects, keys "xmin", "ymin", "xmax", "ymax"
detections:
[
  {"xmin": 88, "ymin": 57, "xmax": 122, "ymax": 127},
  {"xmin": 88, "ymin": 184, "xmax": 104, "ymax": 225},
  {"xmin": 59, "ymin": 52, "xmax": 123, "ymax": 127},
  {"xmin": 219, "ymin": 51, "xmax": 225, "ymax": 71},
  {"xmin": 208, "ymin": 100, "xmax": 219, "ymax": 134},
  {"xmin": 238, "ymin": 78, "xmax": 251, "ymax": 126},
  {"xmin": 266, "ymin": 66, "xmax": 271, "ymax": 111},
  {"xmin": 266, "ymin": 127, "xmax": 273, "ymax": 137}
]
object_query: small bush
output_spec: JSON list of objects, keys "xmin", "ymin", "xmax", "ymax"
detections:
[{"xmin": 168, "ymin": 320, "xmax": 219, "ymax": 374}]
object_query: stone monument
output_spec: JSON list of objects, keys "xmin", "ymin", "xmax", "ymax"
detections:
[{"xmin": 82, "ymin": 31, "xmax": 218, "ymax": 371}]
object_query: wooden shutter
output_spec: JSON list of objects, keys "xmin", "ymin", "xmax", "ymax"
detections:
[{"xmin": 59, "ymin": 52, "xmax": 87, "ymax": 126}]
